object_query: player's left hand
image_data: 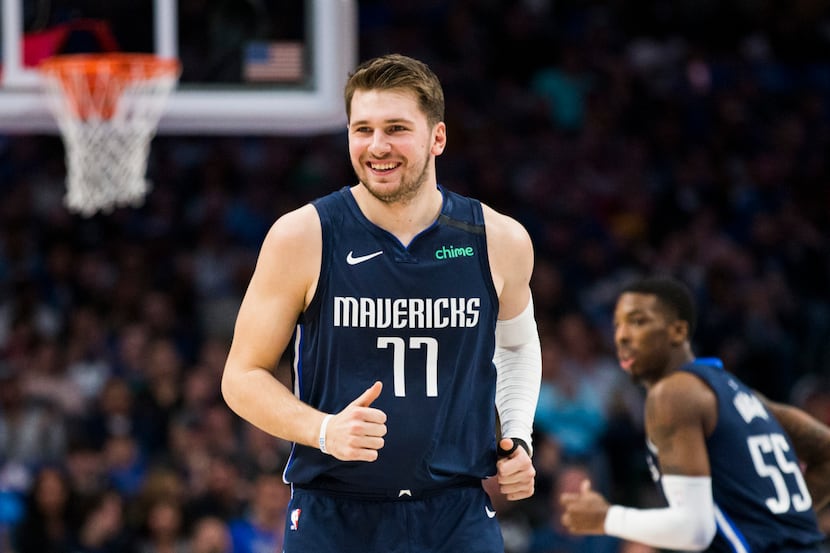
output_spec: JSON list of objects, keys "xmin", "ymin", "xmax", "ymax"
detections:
[{"xmin": 496, "ymin": 437, "xmax": 535, "ymax": 500}]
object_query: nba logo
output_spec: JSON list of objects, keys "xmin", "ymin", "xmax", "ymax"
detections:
[{"xmin": 290, "ymin": 508, "xmax": 302, "ymax": 530}]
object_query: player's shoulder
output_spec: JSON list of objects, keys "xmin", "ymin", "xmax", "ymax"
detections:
[
  {"xmin": 479, "ymin": 202, "xmax": 534, "ymax": 292},
  {"xmin": 480, "ymin": 202, "xmax": 532, "ymax": 250},
  {"xmin": 650, "ymin": 371, "xmax": 712, "ymax": 402},
  {"xmin": 262, "ymin": 203, "xmax": 321, "ymax": 252},
  {"xmin": 647, "ymin": 371, "xmax": 715, "ymax": 424}
]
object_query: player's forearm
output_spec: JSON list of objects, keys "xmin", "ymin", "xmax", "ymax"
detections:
[
  {"xmin": 222, "ymin": 365, "xmax": 324, "ymax": 448},
  {"xmin": 603, "ymin": 476, "xmax": 716, "ymax": 551},
  {"xmin": 494, "ymin": 297, "xmax": 542, "ymax": 452}
]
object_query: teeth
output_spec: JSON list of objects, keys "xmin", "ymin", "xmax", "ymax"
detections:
[{"xmin": 371, "ymin": 162, "xmax": 397, "ymax": 170}]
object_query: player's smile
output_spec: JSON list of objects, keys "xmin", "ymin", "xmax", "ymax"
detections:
[{"xmin": 368, "ymin": 161, "xmax": 401, "ymax": 172}]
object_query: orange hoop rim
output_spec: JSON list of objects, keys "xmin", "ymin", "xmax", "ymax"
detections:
[
  {"xmin": 39, "ymin": 53, "xmax": 181, "ymax": 81},
  {"xmin": 38, "ymin": 53, "xmax": 181, "ymax": 122}
]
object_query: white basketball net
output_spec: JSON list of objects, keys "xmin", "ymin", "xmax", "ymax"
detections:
[{"xmin": 40, "ymin": 56, "xmax": 179, "ymax": 217}]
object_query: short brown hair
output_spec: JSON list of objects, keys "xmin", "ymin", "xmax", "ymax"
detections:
[{"xmin": 344, "ymin": 53, "xmax": 445, "ymax": 126}]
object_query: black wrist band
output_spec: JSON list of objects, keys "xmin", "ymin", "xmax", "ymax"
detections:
[{"xmin": 497, "ymin": 437, "xmax": 530, "ymax": 457}]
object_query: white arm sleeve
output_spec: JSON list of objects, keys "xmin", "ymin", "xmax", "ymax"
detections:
[
  {"xmin": 494, "ymin": 296, "xmax": 542, "ymax": 455},
  {"xmin": 604, "ymin": 475, "xmax": 716, "ymax": 551}
]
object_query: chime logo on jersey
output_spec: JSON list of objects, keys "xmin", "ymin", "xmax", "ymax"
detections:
[
  {"xmin": 290, "ymin": 508, "xmax": 301, "ymax": 530},
  {"xmin": 435, "ymin": 244, "xmax": 475, "ymax": 260}
]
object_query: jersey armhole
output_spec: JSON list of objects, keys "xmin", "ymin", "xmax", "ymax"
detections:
[
  {"xmin": 305, "ymin": 200, "xmax": 333, "ymax": 320},
  {"xmin": 469, "ymin": 200, "xmax": 500, "ymax": 318}
]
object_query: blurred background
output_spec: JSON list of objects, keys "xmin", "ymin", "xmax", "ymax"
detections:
[{"xmin": 1, "ymin": 1, "xmax": 829, "ymax": 551}]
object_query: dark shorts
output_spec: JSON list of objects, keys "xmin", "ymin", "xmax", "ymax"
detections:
[{"xmin": 282, "ymin": 483, "xmax": 504, "ymax": 553}]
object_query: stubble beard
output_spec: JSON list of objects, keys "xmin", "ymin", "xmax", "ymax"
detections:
[{"xmin": 360, "ymin": 155, "xmax": 431, "ymax": 206}]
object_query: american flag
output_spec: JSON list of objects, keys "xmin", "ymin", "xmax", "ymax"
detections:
[{"xmin": 243, "ymin": 41, "xmax": 304, "ymax": 82}]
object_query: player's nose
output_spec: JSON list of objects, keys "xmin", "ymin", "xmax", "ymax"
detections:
[{"xmin": 369, "ymin": 130, "xmax": 391, "ymax": 156}]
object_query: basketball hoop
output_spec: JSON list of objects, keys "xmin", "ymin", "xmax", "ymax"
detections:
[{"xmin": 39, "ymin": 53, "xmax": 181, "ymax": 216}]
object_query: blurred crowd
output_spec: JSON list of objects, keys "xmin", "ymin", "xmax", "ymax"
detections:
[{"xmin": 1, "ymin": 1, "xmax": 830, "ymax": 551}]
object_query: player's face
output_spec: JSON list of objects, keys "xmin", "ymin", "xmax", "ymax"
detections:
[
  {"xmin": 613, "ymin": 292, "xmax": 675, "ymax": 385},
  {"xmin": 347, "ymin": 88, "xmax": 446, "ymax": 204}
]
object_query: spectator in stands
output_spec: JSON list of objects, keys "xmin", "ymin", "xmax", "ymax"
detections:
[
  {"xmin": 228, "ymin": 473, "xmax": 289, "ymax": 553},
  {"xmin": 11, "ymin": 465, "xmax": 78, "ymax": 553},
  {"xmin": 137, "ymin": 497, "xmax": 189, "ymax": 553},
  {"xmin": 190, "ymin": 516, "xmax": 233, "ymax": 553},
  {"xmin": 0, "ymin": 366, "xmax": 67, "ymax": 471},
  {"xmin": 73, "ymin": 488, "xmax": 137, "ymax": 553}
]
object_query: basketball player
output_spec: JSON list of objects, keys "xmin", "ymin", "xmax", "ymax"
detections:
[
  {"xmin": 221, "ymin": 54, "xmax": 542, "ymax": 552},
  {"xmin": 561, "ymin": 276, "xmax": 830, "ymax": 552}
]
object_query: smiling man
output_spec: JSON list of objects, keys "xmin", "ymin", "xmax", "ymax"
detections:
[
  {"xmin": 560, "ymin": 276, "xmax": 830, "ymax": 553},
  {"xmin": 221, "ymin": 54, "xmax": 542, "ymax": 552}
]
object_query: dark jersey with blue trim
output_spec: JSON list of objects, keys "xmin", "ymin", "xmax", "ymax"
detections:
[
  {"xmin": 645, "ymin": 358, "xmax": 823, "ymax": 553},
  {"xmin": 283, "ymin": 185, "xmax": 500, "ymax": 492}
]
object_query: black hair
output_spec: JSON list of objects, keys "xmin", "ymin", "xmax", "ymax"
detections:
[{"xmin": 620, "ymin": 276, "xmax": 697, "ymax": 337}]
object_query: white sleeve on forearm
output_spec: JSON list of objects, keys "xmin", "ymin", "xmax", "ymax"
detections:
[
  {"xmin": 604, "ymin": 475, "xmax": 716, "ymax": 551},
  {"xmin": 494, "ymin": 296, "xmax": 542, "ymax": 454}
]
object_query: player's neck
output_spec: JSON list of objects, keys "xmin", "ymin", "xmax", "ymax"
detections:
[
  {"xmin": 643, "ymin": 348, "xmax": 696, "ymax": 389},
  {"xmin": 662, "ymin": 348, "xmax": 697, "ymax": 379},
  {"xmin": 352, "ymin": 183, "xmax": 443, "ymax": 246}
]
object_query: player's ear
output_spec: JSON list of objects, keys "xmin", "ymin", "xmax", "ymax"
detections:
[
  {"xmin": 668, "ymin": 319, "xmax": 689, "ymax": 345},
  {"xmin": 431, "ymin": 122, "xmax": 447, "ymax": 155}
]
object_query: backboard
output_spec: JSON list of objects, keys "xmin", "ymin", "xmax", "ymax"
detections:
[{"xmin": 0, "ymin": 0, "xmax": 357, "ymax": 134}]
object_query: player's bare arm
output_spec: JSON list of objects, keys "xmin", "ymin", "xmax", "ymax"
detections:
[
  {"xmin": 761, "ymin": 396, "xmax": 830, "ymax": 510},
  {"xmin": 222, "ymin": 205, "xmax": 387, "ymax": 461},
  {"xmin": 222, "ymin": 204, "xmax": 325, "ymax": 447},
  {"xmin": 645, "ymin": 372, "xmax": 713, "ymax": 476}
]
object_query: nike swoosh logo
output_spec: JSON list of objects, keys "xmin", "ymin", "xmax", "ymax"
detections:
[
  {"xmin": 346, "ymin": 250, "xmax": 384, "ymax": 265},
  {"xmin": 485, "ymin": 506, "xmax": 497, "ymax": 519}
]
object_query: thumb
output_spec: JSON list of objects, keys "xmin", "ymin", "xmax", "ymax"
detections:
[
  {"xmin": 497, "ymin": 437, "xmax": 517, "ymax": 458},
  {"xmin": 351, "ymin": 381, "xmax": 383, "ymax": 408},
  {"xmin": 580, "ymin": 479, "xmax": 592, "ymax": 493}
]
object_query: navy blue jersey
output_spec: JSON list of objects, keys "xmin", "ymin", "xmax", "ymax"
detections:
[
  {"xmin": 645, "ymin": 358, "xmax": 824, "ymax": 553},
  {"xmin": 283, "ymin": 185, "xmax": 500, "ymax": 492}
]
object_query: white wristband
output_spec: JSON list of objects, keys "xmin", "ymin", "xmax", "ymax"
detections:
[{"xmin": 318, "ymin": 414, "xmax": 333, "ymax": 455}]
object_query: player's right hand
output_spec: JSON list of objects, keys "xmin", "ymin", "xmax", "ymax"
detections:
[
  {"xmin": 560, "ymin": 479, "xmax": 610, "ymax": 534},
  {"xmin": 323, "ymin": 381, "xmax": 387, "ymax": 462}
]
